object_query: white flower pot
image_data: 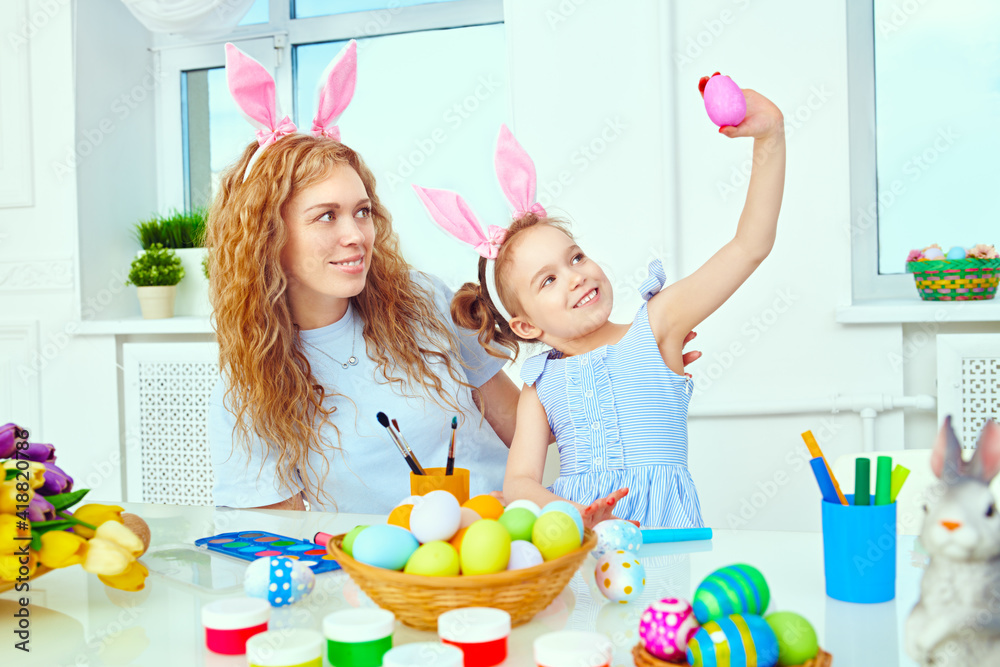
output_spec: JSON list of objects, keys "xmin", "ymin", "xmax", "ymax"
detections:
[
  {"xmin": 173, "ymin": 248, "xmax": 211, "ymax": 317},
  {"xmin": 136, "ymin": 285, "xmax": 176, "ymax": 319}
]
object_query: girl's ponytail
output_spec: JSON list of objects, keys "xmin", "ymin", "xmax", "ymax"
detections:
[{"xmin": 451, "ymin": 257, "xmax": 526, "ymax": 361}]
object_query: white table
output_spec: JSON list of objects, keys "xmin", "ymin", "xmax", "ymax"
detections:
[{"xmin": 1, "ymin": 502, "xmax": 922, "ymax": 666}]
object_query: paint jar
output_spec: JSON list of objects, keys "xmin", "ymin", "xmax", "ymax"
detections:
[
  {"xmin": 533, "ymin": 631, "xmax": 613, "ymax": 667},
  {"xmin": 324, "ymin": 608, "xmax": 395, "ymax": 667},
  {"xmin": 383, "ymin": 642, "xmax": 464, "ymax": 667},
  {"xmin": 410, "ymin": 467, "xmax": 470, "ymax": 505},
  {"xmin": 202, "ymin": 597, "xmax": 271, "ymax": 655},
  {"xmin": 438, "ymin": 607, "xmax": 510, "ymax": 667},
  {"xmin": 247, "ymin": 629, "xmax": 324, "ymax": 667}
]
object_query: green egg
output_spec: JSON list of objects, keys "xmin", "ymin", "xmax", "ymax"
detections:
[
  {"xmin": 498, "ymin": 507, "xmax": 536, "ymax": 542},
  {"xmin": 531, "ymin": 511, "xmax": 582, "ymax": 561},
  {"xmin": 459, "ymin": 519, "xmax": 511, "ymax": 575},
  {"xmin": 404, "ymin": 541, "xmax": 460, "ymax": 576},
  {"xmin": 765, "ymin": 611, "xmax": 819, "ymax": 666},
  {"xmin": 342, "ymin": 525, "xmax": 369, "ymax": 558}
]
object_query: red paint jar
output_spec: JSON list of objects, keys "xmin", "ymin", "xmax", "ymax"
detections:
[
  {"xmin": 202, "ymin": 598, "xmax": 271, "ymax": 655},
  {"xmin": 437, "ymin": 607, "xmax": 510, "ymax": 667},
  {"xmin": 533, "ymin": 631, "xmax": 613, "ymax": 667}
]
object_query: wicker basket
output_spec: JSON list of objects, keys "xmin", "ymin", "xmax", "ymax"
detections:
[
  {"xmin": 632, "ymin": 643, "xmax": 832, "ymax": 666},
  {"xmin": 907, "ymin": 258, "xmax": 999, "ymax": 301},
  {"xmin": 327, "ymin": 529, "xmax": 596, "ymax": 632}
]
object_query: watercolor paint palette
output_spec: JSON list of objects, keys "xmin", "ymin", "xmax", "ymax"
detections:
[{"xmin": 194, "ymin": 531, "xmax": 342, "ymax": 574}]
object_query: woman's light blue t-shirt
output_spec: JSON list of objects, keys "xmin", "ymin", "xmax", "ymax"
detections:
[{"xmin": 209, "ymin": 272, "xmax": 510, "ymax": 513}]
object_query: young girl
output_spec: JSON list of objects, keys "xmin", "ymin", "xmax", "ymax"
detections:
[{"xmin": 414, "ymin": 83, "xmax": 784, "ymax": 528}]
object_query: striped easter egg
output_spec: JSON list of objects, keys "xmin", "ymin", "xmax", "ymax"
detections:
[
  {"xmin": 693, "ymin": 564, "xmax": 770, "ymax": 624},
  {"xmin": 686, "ymin": 613, "xmax": 779, "ymax": 667}
]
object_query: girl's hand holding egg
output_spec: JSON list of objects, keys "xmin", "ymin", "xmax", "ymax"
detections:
[
  {"xmin": 700, "ymin": 73, "xmax": 784, "ymax": 140},
  {"xmin": 580, "ymin": 487, "xmax": 634, "ymax": 530}
]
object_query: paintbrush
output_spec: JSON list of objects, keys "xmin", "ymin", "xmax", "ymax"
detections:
[
  {"xmin": 376, "ymin": 411, "xmax": 423, "ymax": 475},
  {"xmin": 446, "ymin": 416, "xmax": 457, "ymax": 475}
]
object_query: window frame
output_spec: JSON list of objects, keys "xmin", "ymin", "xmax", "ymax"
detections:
[
  {"xmin": 152, "ymin": 0, "xmax": 504, "ymax": 211},
  {"xmin": 846, "ymin": 0, "xmax": 925, "ymax": 301}
]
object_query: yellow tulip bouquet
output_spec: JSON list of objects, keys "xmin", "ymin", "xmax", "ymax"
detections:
[{"xmin": 1, "ymin": 423, "xmax": 150, "ymax": 592}]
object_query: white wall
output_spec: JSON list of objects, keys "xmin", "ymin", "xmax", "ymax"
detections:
[
  {"xmin": 5, "ymin": 0, "xmax": 993, "ymax": 526},
  {"xmin": 0, "ymin": 0, "xmax": 121, "ymax": 500}
]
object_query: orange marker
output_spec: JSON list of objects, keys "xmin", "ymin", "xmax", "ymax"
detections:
[{"xmin": 802, "ymin": 430, "xmax": 848, "ymax": 506}]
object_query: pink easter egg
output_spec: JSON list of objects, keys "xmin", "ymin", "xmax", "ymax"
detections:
[
  {"xmin": 639, "ymin": 598, "xmax": 699, "ymax": 662},
  {"xmin": 703, "ymin": 75, "xmax": 746, "ymax": 127}
]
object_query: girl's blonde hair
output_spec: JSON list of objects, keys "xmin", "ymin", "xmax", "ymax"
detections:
[
  {"xmin": 451, "ymin": 212, "xmax": 573, "ymax": 361},
  {"xmin": 207, "ymin": 134, "xmax": 470, "ymax": 505}
]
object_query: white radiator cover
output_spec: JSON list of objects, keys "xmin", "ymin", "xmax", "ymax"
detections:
[
  {"xmin": 123, "ymin": 343, "xmax": 219, "ymax": 505},
  {"xmin": 937, "ymin": 334, "xmax": 1000, "ymax": 447}
]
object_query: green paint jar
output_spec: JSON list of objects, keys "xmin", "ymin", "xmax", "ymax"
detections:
[{"xmin": 324, "ymin": 608, "xmax": 395, "ymax": 667}]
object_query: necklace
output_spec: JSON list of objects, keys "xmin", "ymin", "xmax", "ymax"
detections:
[{"xmin": 304, "ymin": 321, "xmax": 360, "ymax": 369}]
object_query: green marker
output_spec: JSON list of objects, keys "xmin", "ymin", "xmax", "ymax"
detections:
[
  {"xmin": 854, "ymin": 458, "xmax": 870, "ymax": 506},
  {"xmin": 890, "ymin": 464, "xmax": 910, "ymax": 503},
  {"xmin": 875, "ymin": 456, "xmax": 892, "ymax": 505}
]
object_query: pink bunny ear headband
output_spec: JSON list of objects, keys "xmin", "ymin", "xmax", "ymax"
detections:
[
  {"xmin": 225, "ymin": 40, "xmax": 357, "ymax": 181},
  {"xmin": 412, "ymin": 124, "xmax": 546, "ymax": 323}
]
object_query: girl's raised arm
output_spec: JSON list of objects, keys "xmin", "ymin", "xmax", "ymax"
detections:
[{"xmin": 648, "ymin": 88, "xmax": 785, "ymax": 369}]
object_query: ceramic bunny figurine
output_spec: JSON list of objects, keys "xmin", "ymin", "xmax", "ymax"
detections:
[{"xmin": 905, "ymin": 416, "xmax": 1000, "ymax": 665}]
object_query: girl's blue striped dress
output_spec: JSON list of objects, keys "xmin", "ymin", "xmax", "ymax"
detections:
[{"xmin": 520, "ymin": 260, "xmax": 704, "ymax": 527}]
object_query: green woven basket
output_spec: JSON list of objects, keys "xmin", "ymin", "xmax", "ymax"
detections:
[{"xmin": 906, "ymin": 258, "xmax": 1000, "ymax": 301}]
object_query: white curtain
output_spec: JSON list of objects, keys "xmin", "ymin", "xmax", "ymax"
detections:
[{"xmin": 121, "ymin": 0, "xmax": 258, "ymax": 37}]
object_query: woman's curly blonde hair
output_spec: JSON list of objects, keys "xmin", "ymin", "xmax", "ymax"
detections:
[{"xmin": 206, "ymin": 135, "xmax": 471, "ymax": 506}]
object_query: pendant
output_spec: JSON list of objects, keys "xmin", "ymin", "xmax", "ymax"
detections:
[{"xmin": 347, "ymin": 356, "xmax": 358, "ymax": 366}]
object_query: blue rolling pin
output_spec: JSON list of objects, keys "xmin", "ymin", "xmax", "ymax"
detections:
[{"xmin": 641, "ymin": 527, "xmax": 713, "ymax": 543}]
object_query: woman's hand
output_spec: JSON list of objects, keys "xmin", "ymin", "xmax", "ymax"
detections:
[
  {"xmin": 718, "ymin": 88, "xmax": 784, "ymax": 141},
  {"xmin": 680, "ymin": 330, "xmax": 701, "ymax": 378},
  {"xmin": 580, "ymin": 488, "xmax": 633, "ymax": 529}
]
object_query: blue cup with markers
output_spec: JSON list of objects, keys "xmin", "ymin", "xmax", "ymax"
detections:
[{"xmin": 821, "ymin": 494, "xmax": 896, "ymax": 603}]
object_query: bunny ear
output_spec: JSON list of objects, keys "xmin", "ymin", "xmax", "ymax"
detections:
[
  {"xmin": 225, "ymin": 43, "xmax": 281, "ymax": 134},
  {"xmin": 967, "ymin": 420, "xmax": 1000, "ymax": 483},
  {"xmin": 312, "ymin": 40, "xmax": 357, "ymax": 141},
  {"xmin": 412, "ymin": 185, "xmax": 500, "ymax": 258},
  {"xmin": 931, "ymin": 415, "xmax": 966, "ymax": 483},
  {"xmin": 495, "ymin": 124, "xmax": 546, "ymax": 217}
]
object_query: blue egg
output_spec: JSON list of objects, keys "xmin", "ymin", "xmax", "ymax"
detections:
[
  {"xmin": 541, "ymin": 501, "xmax": 584, "ymax": 540},
  {"xmin": 687, "ymin": 613, "xmax": 779, "ymax": 667},
  {"xmin": 350, "ymin": 524, "xmax": 419, "ymax": 570},
  {"xmin": 244, "ymin": 556, "xmax": 315, "ymax": 607},
  {"xmin": 946, "ymin": 246, "xmax": 966, "ymax": 260},
  {"xmin": 592, "ymin": 519, "xmax": 643, "ymax": 559}
]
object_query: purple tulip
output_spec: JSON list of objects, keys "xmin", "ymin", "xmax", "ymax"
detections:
[
  {"xmin": 39, "ymin": 462, "xmax": 73, "ymax": 495},
  {"xmin": 0, "ymin": 423, "xmax": 19, "ymax": 459},
  {"xmin": 21, "ymin": 441, "xmax": 55, "ymax": 463},
  {"xmin": 27, "ymin": 493, "xmax": 55, "ymax": 522}
]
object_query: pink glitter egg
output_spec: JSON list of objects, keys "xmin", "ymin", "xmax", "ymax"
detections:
[
  {"xmin": 703, "ymin": 74, "xmax": 746, "ymax": 127},
  {"xmin": 639, "ymin": 598, "xmax": 699, "ymax": 662}
]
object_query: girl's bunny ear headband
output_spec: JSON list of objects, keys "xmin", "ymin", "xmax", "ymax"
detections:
[
  {"xmin": 412, "ymin": 124, "xmax": 546, "ymax": 323},
  {"xmin": 225, "ymin": 40, "xmax": 357, "ymax": 181}
]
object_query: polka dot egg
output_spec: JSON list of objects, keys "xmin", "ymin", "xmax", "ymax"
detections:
[
  {"xmin": 244, "ymin": 556, "xmax": 315, "ymax": 607},
  {"xmin": 639, "ymin": 598, "xmax": 699, "ymax": 662},
  {"xmin": 595, "ymin": 550, "xmax": 645, "ymax": 604},
  {"xmin": 591, "ymin": 519, "xmax": 642, "ymax": 559}
]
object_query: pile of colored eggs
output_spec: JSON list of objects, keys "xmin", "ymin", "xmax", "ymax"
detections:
[
  {"xmin": 341, "ymin": 492, "xmax": 585, "ymax": 575},
  {"xmin": 636, "ymin": 564, "xmax": 820, "ymax": 667},
  {"xmin": 592, "ymin": 519, "xmax": 646, "ymax": 603}
]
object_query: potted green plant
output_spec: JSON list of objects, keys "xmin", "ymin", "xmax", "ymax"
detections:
[
  {"xmin": 133, "ymin": 208, "xmax": 209, "ymax": 316},
  {"xmin": 126, "ymin": 243, "xmax": 185, "ymax": 319}
]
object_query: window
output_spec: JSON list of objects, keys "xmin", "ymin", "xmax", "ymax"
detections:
[
  {"xmin": 847, "ymin": 0, "xmax": 1000, "ymax": 300},
  {"xmin": 294, "ymin": 0, "xmax": 463, "ymax": 19}
]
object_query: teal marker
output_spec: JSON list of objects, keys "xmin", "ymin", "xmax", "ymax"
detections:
[
  {"xmin": 854, "ymin": 458, "xmax": 870, "ymax": 506},
  {"xmin": 875, "ymin": 456, "xmax": 892, "ymax": 505}
]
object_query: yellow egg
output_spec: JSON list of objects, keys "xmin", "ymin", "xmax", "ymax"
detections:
[
  {"xmin": 459, "ymin": 519, "xmax": 511, "ymax": 575},
  {"xmin": 404, "ymin": 541, "xmax": 460, "ymax": 576},
  {"xmin": 532, "ymin": 511, "xmax": 582, "ymax": 561}
]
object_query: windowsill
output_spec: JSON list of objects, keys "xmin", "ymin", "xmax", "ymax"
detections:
[
  {"xmin": 74, "ymin": 316, "xmax": 215, "ymax": 336},
  {"xmin": 836, "ymin": 298, "xmax": 1000, "ymax": 324}
]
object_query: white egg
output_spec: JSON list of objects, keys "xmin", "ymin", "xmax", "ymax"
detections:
[
  {"xmin": 507, "ymin": 540, "xmax": 544, "ymax": 570},
  {"xmin": 595, "ymin": 550, "xmax": 646, "ymax": 604},
  {"xmin": 503, "ymin": 499, "xmax": 542, "ymax": 516},
  {"xmin": 408, "ymin": 489, "xmax": 462, "ymax": 543}
]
